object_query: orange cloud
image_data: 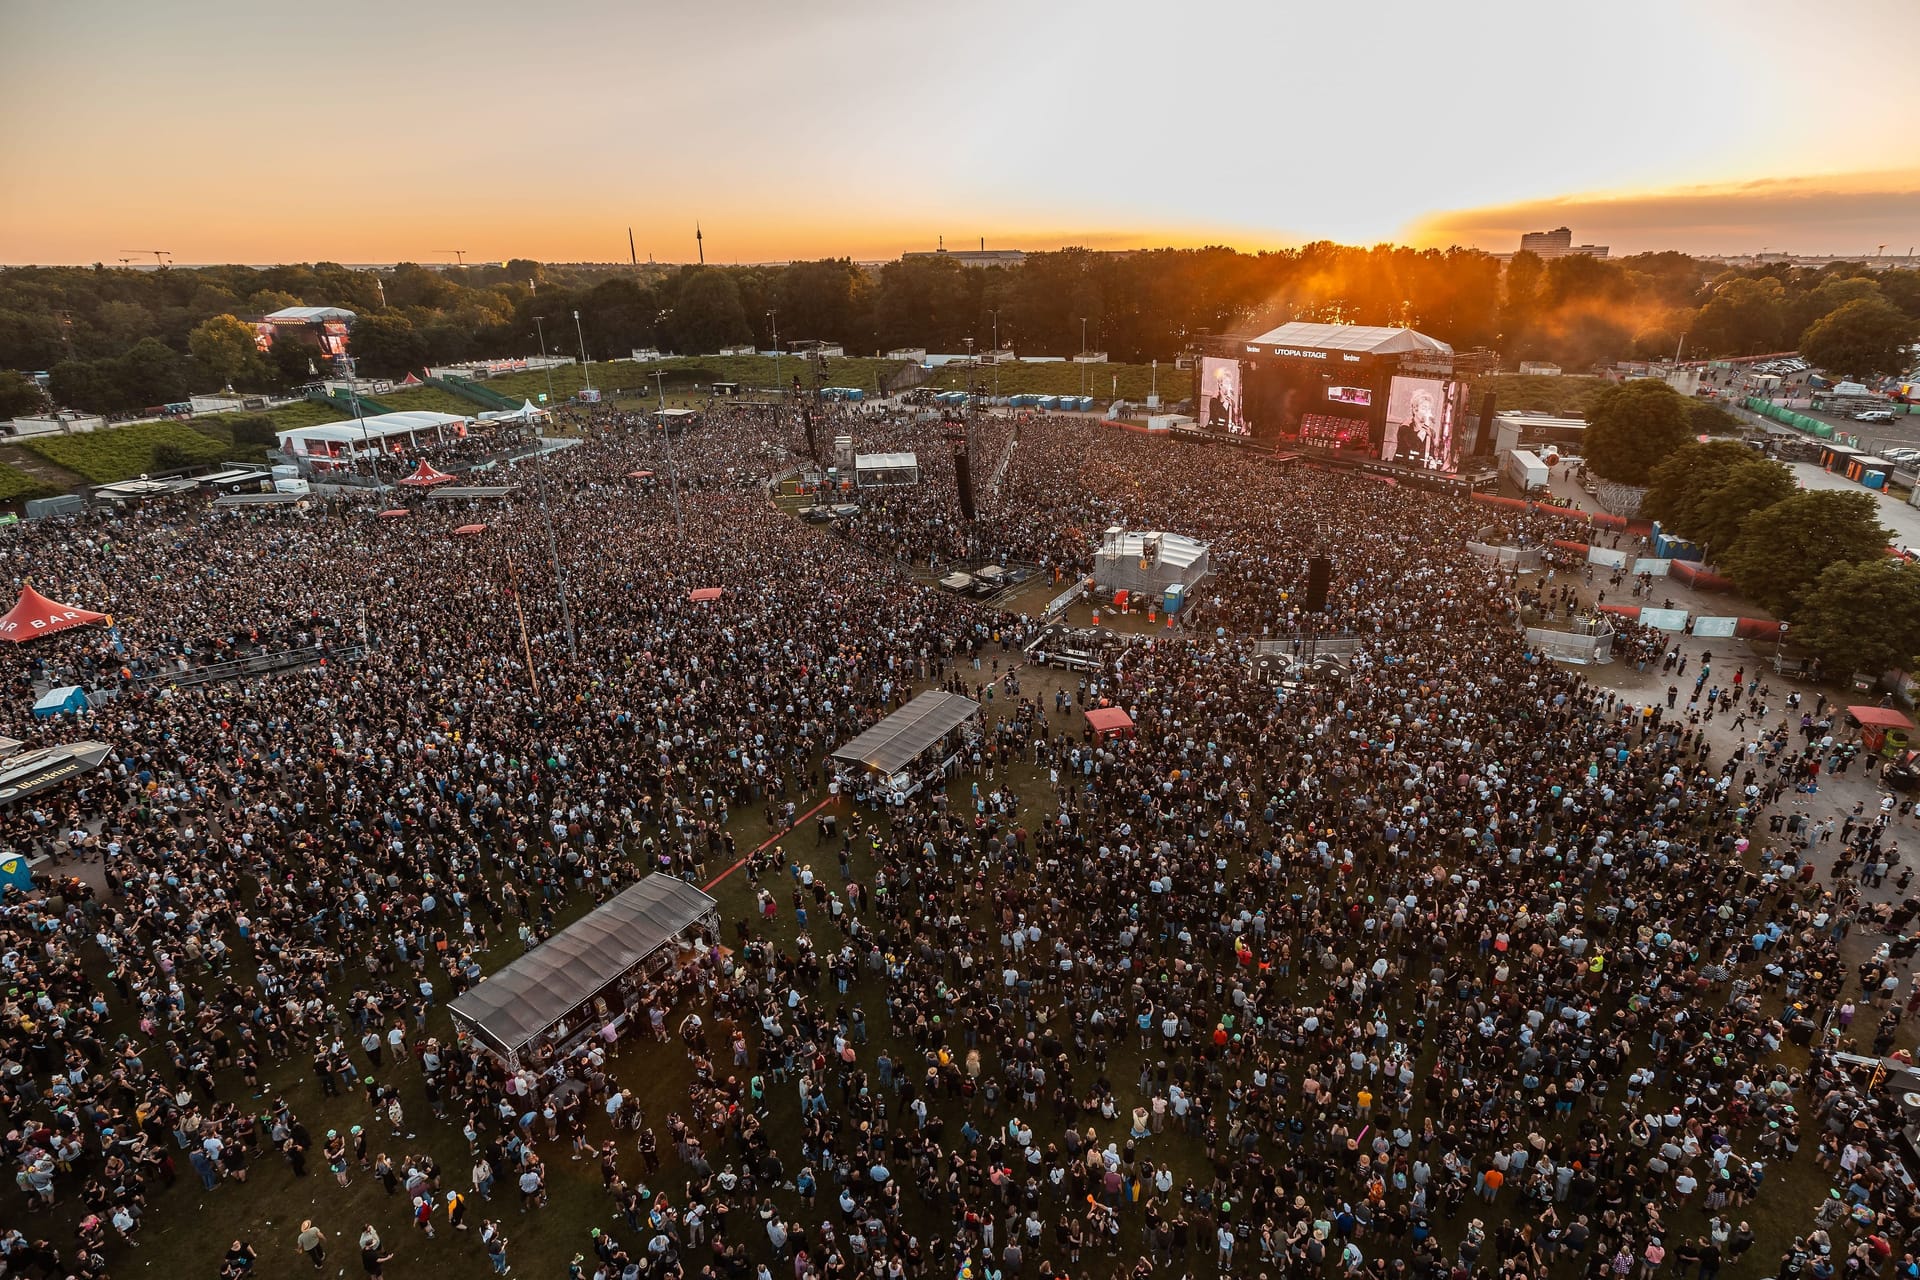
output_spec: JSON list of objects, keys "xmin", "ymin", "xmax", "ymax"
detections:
[{"xmin": 1405, "ymin": 171, "xmax": 1920, "ymax": 257}]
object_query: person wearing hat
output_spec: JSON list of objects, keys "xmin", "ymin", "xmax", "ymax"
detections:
[
  {"xmin": 447, "ymin": 1187, "xmax": 469, "ymax": 1230},
  {"xmin": 295, "ymin": 1220, "xmax": 327, "ymax": 1270}
]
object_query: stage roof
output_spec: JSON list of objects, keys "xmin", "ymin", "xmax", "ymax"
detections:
[
  {"xmin": 830, "ymin": 690, "xmax": 979, "ymax": 775},
  {"xmin": 447, "ymin": 875, "xmax": 716, "ymax": 1058},
  {"xmin": 264, "ymin": 306, "xmax": 356, "ymax": 323},
  {"xmin": 855, "ymin": 452, "xmax": 918, "ymax": 470},
  {"xmin": 1243, "ymin": 322, "xmax": 1453, "ymax": 358}
]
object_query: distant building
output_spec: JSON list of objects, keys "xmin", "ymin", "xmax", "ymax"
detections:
[
  {"xmin": 903, "ymin": 244, "xmax": 1026, "ymax": 269},
  {"xmin": 1517, "ymin": 361, "xmax": 1562, "ymax": 376},
  {"xmin": 1518, "ymin": 227, "xmax": 1609, "ymax": 260}
]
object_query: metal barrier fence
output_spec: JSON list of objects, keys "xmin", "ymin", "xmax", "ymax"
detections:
[
  {"xmin": 1523, "ymin": 624, "xmax": 1614, "ymax": 664},
  {"xmin": 1254, "ymin": 636, "xmax": 1366, "ymax": 659},
  {"xmin": 1465, "ymin": 539, "xmax": 1545, "ymax": 570},
  {"xmin": 131, "ymin": 642, "xmax": 369, "ymax": 690}
]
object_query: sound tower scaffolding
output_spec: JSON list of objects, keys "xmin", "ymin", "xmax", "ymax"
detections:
[
  {"xmin": 791, "ymin": 341, "xmax": 831, "ymax": 474},
  {"xmin": 947, "ymin": 339, "xmax": 979, "ymax": 522}
]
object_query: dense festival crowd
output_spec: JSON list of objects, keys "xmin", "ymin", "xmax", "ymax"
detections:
[{"xmin": 0, "ymin": 401, "xmax": 1917, "ymax": 1280}]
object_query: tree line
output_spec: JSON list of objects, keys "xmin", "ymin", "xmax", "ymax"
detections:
[
  {"xmin": 2, "ymin": 245, "xmax": 1915, "ymax": 416},
  {"xmin": 1635, "ymin": 415, "xmax": 1917, "ymax": 679}
]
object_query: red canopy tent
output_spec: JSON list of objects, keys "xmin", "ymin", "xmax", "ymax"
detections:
[
  {"xmin": 0, "ymin": 584, "xmax": 110, "ymax": 643},
  {"xmin": 378, "ymin": 508, "xmax": 411, "ymax": 519},
  {"xmin": 398, "ymin": 460, "xmax": 456, "ymax": 488},
  {"xmin": 452, "ymin": 523, "xmax": 487, "ymax": 536},
  {"xmin": 1849, "ymin": 705, "xmax": 1915, "ymax": 754},
  {"xmin": 688, "ymin": 587, "xmax": 724, "ymax": 602},
  {"xmin": 1085, "ymin": 706, "xmax": 1136, "ymax": 741}
]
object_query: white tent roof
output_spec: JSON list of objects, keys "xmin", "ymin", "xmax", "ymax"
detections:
[
  {"xmin": 1243, "ymin": 322, "xmax": 1452, "ymax": 358},
  {"xmin": 854, "ymin": 452, "xmax": 918, "ymax": 470},
  {"xmin": 276, "ymin": 411, "xmax": 470, "ymax": 449},
  {"xmin": 1100, "ymin": 530, "xmax": 1209, "ymax": 569}
]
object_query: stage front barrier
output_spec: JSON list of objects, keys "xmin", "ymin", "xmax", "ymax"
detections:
[
  {"xmin": 1255, "ymin": 636, "xmax": 1365, "ymax": 660},
  {"xmin": 1524, "ymin": 624, "xmax": 1615, "ymax": 665},
  {"xmin": 1691, "ymin": 616, "xmax": 1740, "ymax": 638}
]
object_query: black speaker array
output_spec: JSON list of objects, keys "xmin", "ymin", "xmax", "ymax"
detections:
[
  {"xmin": 1304, "ymin": 556, "xmax": 1331, "ymax": 613},
  {"xmin": 954, "ymin": 443, "xmax": 976, "ymax": 521}
]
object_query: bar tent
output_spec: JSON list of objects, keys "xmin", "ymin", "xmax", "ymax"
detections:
[
  {"xmin": 1085, "ymin": 706, "xmax": 1136, "ymax": 740},
  {"xmin": 448, "ymin": 874, "xmax": 718, "ymax": 1065}
]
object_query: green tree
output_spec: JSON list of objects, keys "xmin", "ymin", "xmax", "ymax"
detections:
[
  {"xmin": 662, "ymin": 269, "xmax": 752, "ymax": 356},
  {"xmin": 347, "ymin": 313, "xmax": 428, "ymax": 378},
  {"xmin": 114, "ymin": 338, "xmax": 189, "ymax": 407},
  {"xmin": 1690, "ymin": 275, "xmax": 1786, "ymax": 355},
  {"xmin": 188, "ymin": 314, "xmax": 266, "ymax": 388},
  {"xmin": 48, "ymin": 359, "xmax": 117, "ymax": 411},
  {"xmin": 1790, "ymin": 558, "xmax": 1920, "ymax": 680},
  {"xmin": 1583, "ymin": 379, "xmax": 1693, "ymax": 485},
  {"xmin": 1641, "ymin": 440, "xmax": 1759, "ymax": 534},
  {"xmin": 1721, "ymin": 489, "xmax": 1889, "ymax": 617},
  {"xmin": 1687, "ymin": 459, "xmax": 1799, "ymax": 558},
  {"xmin": 0, "ymin": 370, "xmax": 46, "ymax": 419},
  {"xmin": 1800, "ymin": 297, "xmax": 1918, "ymax": 378}
]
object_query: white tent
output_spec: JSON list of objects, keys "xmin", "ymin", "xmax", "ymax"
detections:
[{"xmin": 275, "ymin": 411, "xmax": 471, "ymax": 457}]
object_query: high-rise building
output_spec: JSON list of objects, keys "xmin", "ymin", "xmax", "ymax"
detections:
[{"xmin": 1518, "ymin": 227, "xmax": 1609, "ymax": 259}]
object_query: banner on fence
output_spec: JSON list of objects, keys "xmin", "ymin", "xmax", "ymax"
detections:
[
  {"xmin": 1640, "ymin": 607, "xmax": 1691, "ymax": 631},
  {"xmin": 1588, "ymin": 546, "xmax": 1629, "ymax": 568},
  {"xmin": 1633, "ymin": 558, "xmax": 1672, "ymax": 576},
  {"xmin": 1690, "ymin": 616, "xmax": 1740, "ymax": 638}
]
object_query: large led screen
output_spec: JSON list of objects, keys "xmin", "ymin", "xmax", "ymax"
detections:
[
  {"xmin": 1198, "ymin": 357, "xmax": 1249, "ymax": 436},
  {"xmin": 1384, "ymin": 376, "xmax": 1462, "ymax": 472}
]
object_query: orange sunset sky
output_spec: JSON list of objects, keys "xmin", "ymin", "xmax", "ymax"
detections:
[{"xmin": 2, "ymin": 0, "xmax": 1917, "ymax": 265}]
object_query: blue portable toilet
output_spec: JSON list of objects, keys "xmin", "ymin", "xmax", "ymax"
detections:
[
  {"xmin": 32, "ymin": 685, "xmax": 88, "ymax": 719},
  {"xmin": 1865, "ymin": 471, "xmax": 1887, "ymax": 490},
  {"xmin": 1163, "ymin": 584, "xmax": 1186, "ymax": 614},
  {"xmin": 1078, "ymin": 396, "xmax": 1095, "ymax": 411}
]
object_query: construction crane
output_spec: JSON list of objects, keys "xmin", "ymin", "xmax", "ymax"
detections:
[
  {"xmin": 435, "ymin": 249, "xmax": 469, "ymax": 265},
  {"xmin": 119, "ymin": 249, "xmax": 172, "ymax": 265}
]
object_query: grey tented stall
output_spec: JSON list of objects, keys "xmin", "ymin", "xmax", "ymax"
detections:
[
  {"xmin": 829, "ymin": 690, "xmax": 980, "ymax": 796},
  {"xmin": 448, "ymin": 874, "xmax": 718, "ymax": 1066}
]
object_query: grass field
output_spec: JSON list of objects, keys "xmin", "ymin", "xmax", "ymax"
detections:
[
  {"xmin": 0, "ymin": 462, "xmax": 59, "ymax": 502},
  {"xmin": 1473, "ymin": 373, "xmax": 1606, "ymax": 417},
  {"xmin": 20, "ymin": 422, "xmax": 231, "ymax": 482}
]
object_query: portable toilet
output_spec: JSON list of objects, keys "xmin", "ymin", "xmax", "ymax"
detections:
[
  {"xmin": 32, "ymin": 685, "xmax": 89, "ymax": 719},
  {"xmin": 1163, "ymin": 583, "xmax": 1186, "ymax": 614}
]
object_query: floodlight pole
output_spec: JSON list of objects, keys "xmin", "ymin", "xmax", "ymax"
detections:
[
  {"xmin": 573, "ymin": 310, "xmax": 592, "ymax": 392},
  {"xmin": 534, "ymin": 316, "xmax": 560, "ymax": 414}
]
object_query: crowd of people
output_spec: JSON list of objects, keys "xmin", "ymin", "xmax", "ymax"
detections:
[{"xmin": 1, "ymin": 400, "xmax": 1917, "ymax": 1280}]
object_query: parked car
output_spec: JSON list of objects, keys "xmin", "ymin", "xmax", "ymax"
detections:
[
  {"xmin": 1886, "ymin": 750, "xmax": 1920, "ymax": 792},
  {"xmin": 1854, "ymin": 409, "xmax": 1895, "ymax": 423}
]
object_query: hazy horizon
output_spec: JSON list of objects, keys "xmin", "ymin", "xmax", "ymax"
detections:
[{"xmin": 4, "ymin": 0, "xmax": 1917, "ymax": 267}]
